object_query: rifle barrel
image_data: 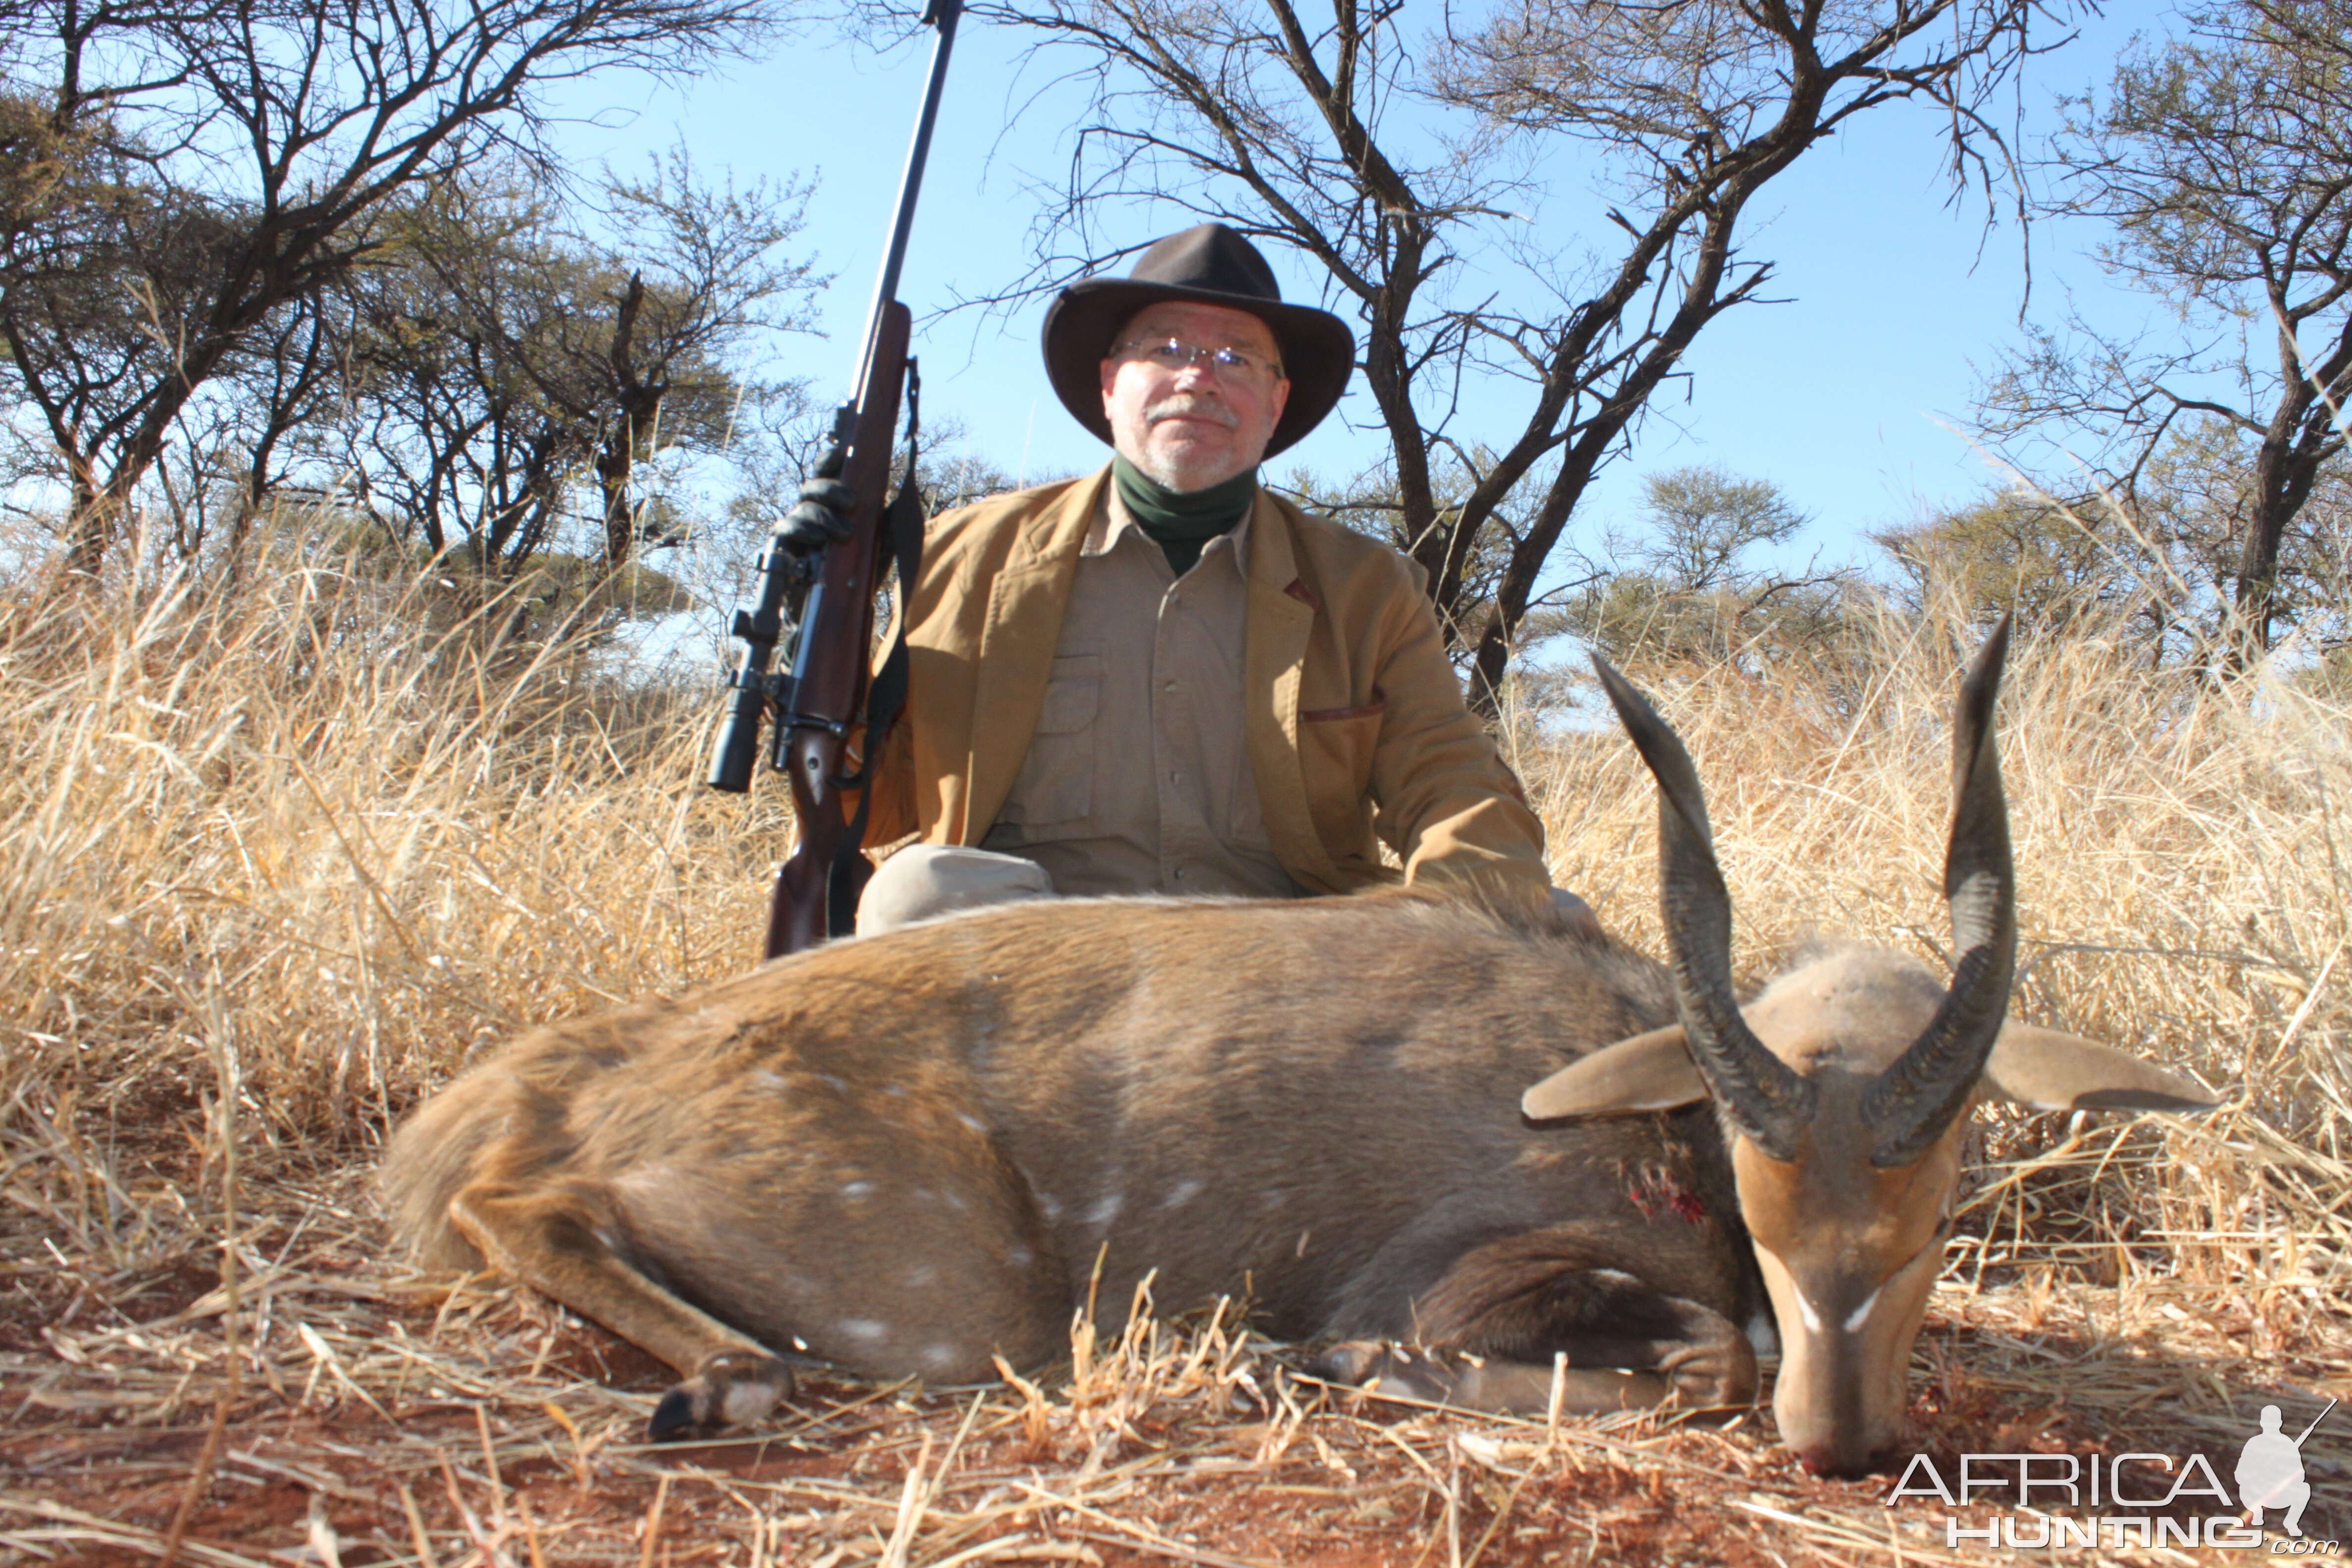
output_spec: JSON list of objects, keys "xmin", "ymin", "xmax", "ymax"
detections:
[{"xmin": 851, "ymin": 0, "xmax": 965, "ymax": 411}]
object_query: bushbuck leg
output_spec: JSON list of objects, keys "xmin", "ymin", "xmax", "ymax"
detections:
[
  {"xmin": 447, "ymin": 1180, "xmax": 795, "ymax": 1437},
  {"xmin": 1318, "ymin": 1231, "xmax": 1759, "ymax": 1414}
]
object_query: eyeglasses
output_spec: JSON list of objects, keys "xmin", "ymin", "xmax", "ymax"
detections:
[{"xmin": 1116, "ymin": 336, "xmax": 1284, "ymax": 381}]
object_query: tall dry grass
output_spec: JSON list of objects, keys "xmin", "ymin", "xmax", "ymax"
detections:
[
  {"xmin": 2, "ymin": 539, "xmax": 2345, "ymax": 1340},
  {"xmin": 0, "ymin": 539, "xmax": 788, "ymax": 1286}
]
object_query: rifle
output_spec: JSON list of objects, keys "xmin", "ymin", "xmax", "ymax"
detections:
[{"xmin": 708, "ymin": 0, "xmax": 964, "ymax": 960}]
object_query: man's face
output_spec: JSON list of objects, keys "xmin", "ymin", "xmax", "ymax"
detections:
[{"xmin": 1099, "ymin": 301, "xmax": 1291, "ymax": 492}]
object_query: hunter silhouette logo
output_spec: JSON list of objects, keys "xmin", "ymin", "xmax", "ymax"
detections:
[
  {"xmin": 1888, "ymin": 1396, "xmax": 2340, "ymax": 1551},
  {"xmin": 2240, "ymin": 1399, "xmax": 2335, "ymax": 1538}
]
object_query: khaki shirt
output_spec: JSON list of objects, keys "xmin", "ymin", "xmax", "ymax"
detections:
[
  {"xmin": 981, "ymin": 489, "xmax": 1303, "ymax": 898},
  {"xmin": 858, "ymin": 465, "xmax": 1550, "ymax": 907}
]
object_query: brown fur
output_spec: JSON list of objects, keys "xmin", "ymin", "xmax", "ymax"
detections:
[{"xmin": 382, "ymin": 888, "xmax": 1765, "ymax": 1420}]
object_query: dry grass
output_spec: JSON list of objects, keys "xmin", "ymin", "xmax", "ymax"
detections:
[{"xmin": 1, "ymin": 540, "xmax": 2346, "ymax": 1566}]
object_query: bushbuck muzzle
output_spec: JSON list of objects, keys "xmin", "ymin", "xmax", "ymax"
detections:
[{"xmin": 383, "ymin": 619, "xmax": 2218, "ymax": 1467}]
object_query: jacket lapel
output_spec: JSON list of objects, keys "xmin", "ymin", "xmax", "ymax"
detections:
[
  {"xmin": 1244, "ymin": 490, "xmax": 1345, "ymax": 889},
  {"xmin": 960, "ymin": 467, "xmax": 1106, "ymax": 841}
]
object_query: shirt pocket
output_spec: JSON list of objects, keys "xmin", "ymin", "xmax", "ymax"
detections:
[
  {"xmin": 997, "ymin": 646, "xmax": 1103, "ymax": 831},
  {"xmin": 1297, "ymin": 689, "xmax": 1385, "ymax": 848}
]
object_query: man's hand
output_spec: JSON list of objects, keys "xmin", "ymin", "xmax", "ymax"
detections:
[{"xmin": 774, "ymin": 478, "xmax": 858, "ymax": 555}]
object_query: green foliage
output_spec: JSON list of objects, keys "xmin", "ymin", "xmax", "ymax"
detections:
[
  {"xmin": 1881, "ymin": 415, "xmax": 2352, "ymax": 668},
  {"xmin": 1874, "ymin": 492, "xmax": 2130, "ymax": 627},
  {"xmin": 339, "ymin": 153, "xmax": 820, "ymax": 579},
  {"xmin": 1525, "ymin": 466, "xmax": 1851, "ymax": 676}
]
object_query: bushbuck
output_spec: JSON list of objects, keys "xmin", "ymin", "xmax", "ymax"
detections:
[{"xmin": 382, "ymin": 622, "xmax": 2217, "ymax": 1473}]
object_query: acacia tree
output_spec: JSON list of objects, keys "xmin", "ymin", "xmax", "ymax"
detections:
[
  {"xmin": 338, "ymin": 159, "xmax": 817, "ymax": 578},
  {"xmin": 339, "ymin": 185, "xmax": 585, "ymax": 573},
  {"xmin": 512, "ymin": 155, "xmax": 819, "ymax": 571},
  {"xmin": 1531, "ymin": 466, "xmax": 1849, "ymax": 675},
  {"xmin": 953, "ymin": 0, "xmax": 2076, "ymax": 709},
  {"xmin": 1977, "ymin": 0, "xmax": 2352, "ymax": 664},
  {"xmin": 0, "ymin": 0, "xmax": 780, "ymax": 578}
]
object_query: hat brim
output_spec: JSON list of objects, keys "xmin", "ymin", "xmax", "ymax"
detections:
[{"xmin": 1041, "ymin": 277, "xmax": 1354, "ymax": 459}]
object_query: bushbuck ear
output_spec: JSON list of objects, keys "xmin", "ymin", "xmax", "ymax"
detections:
[
  {"xmin": 1981, "ymin": 1023, "xmax": 2223, "ymax": 1113},
  {"xmin": 1523, "ymin": 1027, "xmax": 1707, "ymax": 1121}
]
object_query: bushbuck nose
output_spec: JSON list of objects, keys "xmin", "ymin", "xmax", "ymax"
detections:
[{"xmin": 1797, "ymin": 1438, "xmax": 1899, "ymax": 1479}]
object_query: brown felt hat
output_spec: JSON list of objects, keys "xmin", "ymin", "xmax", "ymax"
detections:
[{"xmin": 1041, "ymin": 223, "xmax": 1354, "ymax": 458}]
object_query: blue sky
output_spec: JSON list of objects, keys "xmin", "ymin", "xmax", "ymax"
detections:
[{"xmin": 550, "ymin": 5, "xmax": 2172, "ymax": 579}]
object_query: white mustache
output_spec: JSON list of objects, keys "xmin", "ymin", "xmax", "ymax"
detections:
[{"xmin": 1145, "ymin": 394, "xmax": 1239, "ymax": 431}]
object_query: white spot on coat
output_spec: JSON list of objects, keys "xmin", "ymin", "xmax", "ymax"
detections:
[
  {"xmin": 1160, "ymin": 1177, "xmax": 1204, "ymax": 1210},
  {"xmin": 957, "ymin": 1112, "xmax": 989, "ymax": 1134},
  {"xmin": 920, "ymin": 1343, "xmax": 961, "ymax": 1372},
  {"xmin": 1792, "ymin": 1286, "xmax": 1823, "ymax": 1334},
  {"xmin": 1842, "ymin": 1284, "xmax": 1882, "ymax": 1334},
  {"xmin": 1086, "ymin": 1192, "xmax": 1124, "ymax": 1226},
  {"xmin": 840, "ymin": 1180, "xmax": 875, "ymax": 1200},
  {"xmin": 839, "ymin": 1318, "xmax": 888, "ymax": 1343}
]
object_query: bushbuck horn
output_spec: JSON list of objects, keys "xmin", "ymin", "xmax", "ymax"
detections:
[
  {"xmin": 1592, "ymin": 656, "xmax": 1815, "ymax": 1161},
  {"xmin": 1862, "ymin": 615, "xmax": 2018, "ymax": 1167}
]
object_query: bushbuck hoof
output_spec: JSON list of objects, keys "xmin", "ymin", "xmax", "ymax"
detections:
[
  {"xmin": 646, "ymin": 1349, "xmax": 794, "ymax": 1441},
  {"xmin": 1311, "ymin": 1341, "xmax": 1673, "ymax": 1415},
  {"xmin": 1311, "ymin": 1339, "xmax": 1390, "ymax": 1388},
  {"xmin": 1657, "ymin": 1332, "xmax": 1758, "ymax": 1411}
]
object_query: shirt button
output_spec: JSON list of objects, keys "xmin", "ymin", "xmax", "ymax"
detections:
[
  {"xmin": 1169, "ymin": 771, "xmax": 1182, "ymax": 784},
  {"xmin": 1163, "ymin": 680, "xmax": 1178, "ymax": 692},
  {"xmin": 1173, "ymin": 867, "xmax": 1186, "ymax": 881}
]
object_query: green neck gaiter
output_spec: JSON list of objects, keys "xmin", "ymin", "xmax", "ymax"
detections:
[{"xmin": 1111, "ymin": 454, "xmax": 1258, "ymax": 578}]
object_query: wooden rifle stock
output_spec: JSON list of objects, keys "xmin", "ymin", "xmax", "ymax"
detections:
[{"xmin": 763, "ymin": 304, "xmax": 911, "ymax": 959}]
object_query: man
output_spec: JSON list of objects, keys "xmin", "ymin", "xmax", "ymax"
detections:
[
  {"xmin": 2236, "ymin": 1405, "xmax": 2314, "ymax": 1537},
  {"xmin": 779, "ymin": 223, "xmax": 1586, "ymax": 935}
]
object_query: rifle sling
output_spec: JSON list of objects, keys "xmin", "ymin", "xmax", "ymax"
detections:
[{"xmin": 825, "ymin": 423, "xmax": 927, "ymax": 938}]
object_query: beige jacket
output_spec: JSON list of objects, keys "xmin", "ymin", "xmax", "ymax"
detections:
[{"xmin": 861, "ymin": 465, "xmax": 1549, "ymax": 903}]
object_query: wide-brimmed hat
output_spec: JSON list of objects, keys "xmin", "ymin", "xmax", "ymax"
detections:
[{"xmin": 1041, "ymin": 224, "xmax": 1354, "ymax": 458}]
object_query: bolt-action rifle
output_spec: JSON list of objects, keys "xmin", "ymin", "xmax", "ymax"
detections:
[{"xmin": 707, "ymin": 0, "xmax": 963, "ymax": 960}]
